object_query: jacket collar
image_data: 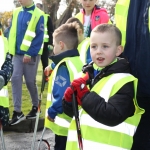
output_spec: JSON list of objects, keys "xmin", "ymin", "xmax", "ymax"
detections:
[
  {"xmin": 23, "ymin": 3, "xmax": 35, "ymax": 11},
  {"xmin": 50, "ymin": 49, "xmax": 79, "ymax": 65}
]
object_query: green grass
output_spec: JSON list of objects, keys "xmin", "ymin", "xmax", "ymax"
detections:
[{"xmin": 7, "ymin": 62, "xmax": 48, "ymax": 118}]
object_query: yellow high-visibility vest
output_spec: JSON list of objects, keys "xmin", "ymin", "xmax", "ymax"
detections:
[
  {"xmin": 0, "ymin": 30, "xmax": 9, "ymax": 108},
  {"xmin": 66, "ymin": 73, "xmax": 144, "ymax": 150},
  {"xmin": 8, "ymin": 7, "xmax": 44, "ymax": 55},
  {"xmin": 45, "ymin": 56, "xmax": 83, "ymax": 136}
]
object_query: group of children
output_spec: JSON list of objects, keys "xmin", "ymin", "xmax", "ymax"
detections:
[
  {"xmin": 43, "ymin": 1, "xmax": 144, "ymax": 149},
  {"xmin": 0, "ymin": 0, "xmax": 145, "ymax": 149}
]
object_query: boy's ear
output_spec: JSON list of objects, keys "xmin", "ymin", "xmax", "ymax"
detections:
[
  {"xmin": 59, "ymin": 41, "xmax": 64, "ymax": 50},
  {"xmin": 116, "ymin": 45, "xmax": 123, "ymax": 56},
  {"xmin": 78, "ymin": 28, "xmax": 83, "ymax": 35}
]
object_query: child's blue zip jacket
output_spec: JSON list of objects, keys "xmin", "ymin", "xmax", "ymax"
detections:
[
  {"xmin": 15, "ymin": 4, "xmax": 44, "ymax": 56},
  {"xmin": 48, "ymin": 49, "xmax": 80, "ymax": 119}
]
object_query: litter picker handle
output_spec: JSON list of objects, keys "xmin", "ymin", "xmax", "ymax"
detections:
[
  {"xmin": 41, "ymin": 72, "xmax": 46, "ymax": 93},
  {"xmin": 72, "ymin": 90, "xmax": 79, "ymax": 118},
  {"xmin": 72, "ymin": 89, "xmax": 83, "ymax": 150}
]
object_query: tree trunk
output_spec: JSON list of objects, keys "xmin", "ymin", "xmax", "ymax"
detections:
[
  {"xmin": 55, "ymin": 0, "xmax": 79, "ymax": 28},
  {"xmin": 42, "ymin": 0, "xmax": 79, "ymax": 29}
]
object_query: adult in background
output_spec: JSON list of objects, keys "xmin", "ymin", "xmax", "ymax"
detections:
[
  {"xmin": 115, "ymin": 0, "xmax": 150, "ymax": 149},
  {"xmin": 8, "ymin": 0, "xmax": 44, "ymax": 125},
  {"xmin": 36, "ymin": 3, "xmax": 54, "ymax": 71}
]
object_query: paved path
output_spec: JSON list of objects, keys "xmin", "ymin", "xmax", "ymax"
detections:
[{"xmin": 0, "ymin": 129, "xmax": 55, "ymax": 150}]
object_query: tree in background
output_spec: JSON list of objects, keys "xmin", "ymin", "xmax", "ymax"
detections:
[
  {"xmin": 0, "ymin": 11, "xmax": 13, "ymax": 31},
  {"xmin": 42, "ymin": 0, "xmax": 80, "ymax": 29}
]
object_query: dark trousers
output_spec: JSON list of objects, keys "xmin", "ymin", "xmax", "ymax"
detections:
[
  {"xmin": 41, "ymin": 43, "xmax": 49, "ymax": 71},
  {"xmin": 54, "ymin": 134, "xmax": 67, "ymax": 150},
  {"xmin": 132, "ymin": 96, "xmax": 150, "ymax": 150}
]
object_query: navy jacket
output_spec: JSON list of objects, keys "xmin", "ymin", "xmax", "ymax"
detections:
[
  {"xmin": 124, "ymin": 0, "xmax": 150, "ymax": 96},
  {"xmin": 48, "ymin": 49, "xmax": 80, "ymax": 119},
  {"xmin": 15, "ymin": 4, "xmax": 44, "ymax": 56}
]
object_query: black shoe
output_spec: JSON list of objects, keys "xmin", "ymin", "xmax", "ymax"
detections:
[
  {"xmin": 26, "ymin": 106, "xmax": 38, "ymax": 119},
  {"xmin": 9, "ymin": 111, "xmax": 25, "ymax": 125}
]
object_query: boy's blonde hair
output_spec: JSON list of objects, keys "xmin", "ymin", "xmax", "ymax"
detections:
[
  {"xmin": 53, "ymin": 22, "xmax": 81, "ymax": 49},
  {"xmin": 92, "ymin": 24, "xmax": 122, "ymax": 46}
]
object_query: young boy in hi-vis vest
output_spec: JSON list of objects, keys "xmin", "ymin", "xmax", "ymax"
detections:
[
  {"xmin": 44, "ymin": 17, "xmax": 91, "ymax": 75},
  {"xmin": 63, "ymin": 24, "xmax": 144, "ymax": 150},
  {"xmin": 9, "ymin": 0, "xmax": 44, "ymax": 125},
  {"xmin": 44, "ymin": 22, "xmax": 84, "ymax": 150}
]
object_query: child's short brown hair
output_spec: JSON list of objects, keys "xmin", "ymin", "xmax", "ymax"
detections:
[
  {"xmin": 66, "ymin": 17, "xmax": 84, "ymax": 32},
  {"xmin": 92, "ymin": 24, "xmax": 122, "ymax": 46},
  {"xmin": 53, "ymin": 22, "xmax": 80, "ymax": 49}
]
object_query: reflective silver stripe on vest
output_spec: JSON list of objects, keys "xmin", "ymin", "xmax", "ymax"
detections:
[
  {"xmin": 55, "ymin": 116, "xmax": 70, "ymax": 128},
  {"xmin": 41, "ymin": 44, "xmax": 44, "ymax": 49},
  {"xmin": 22, "ymin": 39, "xmax": 31, "ymax": 47},
  {"xmin": 79, "ymin": 40, "xmax": 89, "ymax": 64},
  {"xmin": 47, "ymin": 93, "xmax": 51, "ymax": 101},
  {"xmin": 22, "ymin": 39, "xmax": 43, "ymax": 48},
  {"xmin": 82, "ymin": 140, "xmax": 128, "ymax": 150},
  {"xmin": 67, "ymin": 129, "xmax": 128, "ymax": 150},
  {"xmin": 67, "ymin": 130, "xmax": 77, "ymax": 141},
  {"xmin": 67, "ymin": 60, "xmax": 82, "ymax": 79},
  {"xmin": 26, "ymin": 30, "xmax": 36, "ymax": 37},
  {"xmin": 45, "ymin": 108, "xmax": 70, "ymax": 128},
  {"xmin": 81, "ymin": 113, "xmax": 136, "ymax": 136},
  {"xmin": 0, "ymin": 88, "xmax": 8, "ymax": 97},
  {"xmin": 44, "ymin": 35, "xmax": 49, "ymax": 38},
  {"xmin": 45, "ymin": 27, "xmax": 48, "ymax": 31},
  {"xmin": 99, "ymin": 73, "xmax": 132, "ymax": 102}
]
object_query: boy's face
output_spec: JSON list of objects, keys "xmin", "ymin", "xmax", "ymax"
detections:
[
  {"xmin": 90, "ymin": 31, "xmax": 122, "ymax": 67},
  {"xmin": 18, "ymin": 0, "xmax": 33, "ymax": 7},
  {"xmin": 80, "ymin": 0, "xmax": 97, "ymax": 12}
]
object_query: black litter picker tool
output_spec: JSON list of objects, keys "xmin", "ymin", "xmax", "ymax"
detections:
[
  {"xmin": 31, "ymin": 72, "xmax": 47, "ymax": 150},
  {"xmin": 72, "ymin": 72, "xmax": 89, "ymax": 150},
  {"xmin": 72, "ymin": 89, "xmax": 83, "ymax": 150}
]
